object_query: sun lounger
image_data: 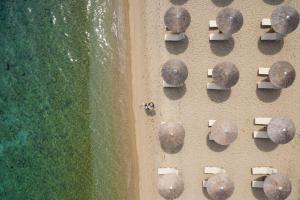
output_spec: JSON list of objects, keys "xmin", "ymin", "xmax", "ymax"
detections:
[
  {"xmin": 204, "ymin": 167, "xmax": 226, "ymax": 174},
  {"xmin": 209, "ymin": 32, "xmax": 231, "ymax": 41},
  {"xmin": 164, "ymin": 32, "xmax": 186, "ymax": 42},
  {"xmin": 252, "ymin": 167, "xmax": 278, "ymax": 175},
  {"xmin": 253, "ymin": 130, "xmax": 269, "ymax": 138},
  {"xmin": 209, "ymin": 20, "xmax": 218, "ymax": 28},
  {"xmin": 255, "ymin": 117, "xmax": 271, "ymax": 125},
  {"xmin": 261, "ymin": 18, "xmax": 271, "ymax": 26},
  {"xmin": 163, "ymin": 80, "xmax": 184, "ymax": 88},
  {"xmin": 258, "ymin": 68, "xmax": 270, "ymax": 75},
  {"xmin": 158, "ymin": 168, "xmax": 178, "ymax": 175},
  {"xmin": 252, "ymin": 180, "xmax": 264, "ymax": 188},
  {"xmin": 261, "ymin": 32, "xmax": 284, "ymax": 41},
  {"xmin": 208, "ymin": 120, "xmax": 216, "ymax": 127}
]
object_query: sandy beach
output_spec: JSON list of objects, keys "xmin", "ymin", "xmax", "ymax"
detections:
[{"xmin": 129, "ymin": 0, "xmax": 300, "ymax": 199}]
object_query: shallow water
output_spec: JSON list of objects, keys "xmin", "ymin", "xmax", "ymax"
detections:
[{"xmin": 0, "ymin": 0, "xmax": 135, "ymax": 199}]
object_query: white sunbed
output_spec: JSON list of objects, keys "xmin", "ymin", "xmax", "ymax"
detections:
[
  {"xmin": 257, "ymin": 68, "xmax": 280, "ymax": 89},
  {"xmin": 164, "ymin": 32, "xmax": 186, "ymax": 42},
  {"xmin": 204, "ymin": 166, "xmax": 226, "ymax": 174},
  {"xmin": 260, "ymin": 18, "xmax": 284, "ymax": 41},
  {"xmin": 251, "ymin": 167, "xmax": 278, "ymax": 175},
  {"xmin": 253, "ymin": 118, "xmax": 271, "ymax": 138},
  {"xmin": 209, "ymin": 20, "xmax": 232, "ymax": 41},
  {"xmin": 208, "ymin": 120, "xmax": 216, "ymax": 140},
  {"xmin": 158, "ymin": 168, "xmax": 178, "ymax": 175},
  {"xmin": 207, "ymin": 69, "xmax": 229, "ymax": 90}
]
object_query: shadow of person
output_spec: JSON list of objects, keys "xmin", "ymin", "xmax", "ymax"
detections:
[
  {"xmin": 251, "ymin": 176, "xmax": 268, "ymax": 200},
  {"xmin": 163, "ymin": 85, "xmax": 187, "ymax": 100},
  {"xmin": 256, "ymin": 88, "xmax": 281, "ymax": 103},
  {"xmin": 207, "ymin": 89, "xmax": 231, "ymax": 103},
  {"xmin": 145, "ymin": 109, "xmax": 156, "ymax": 116},
  {"xmin": 263, "ymin": 0, "xmax": 283, "ymax": 5},
  {"xmin": 211, "ymin": 0, "xmax": 233, "ymax": 7},
  {"xmin": 257, "ymin": 38, "xmax": 284, "ymax": 55},
  {"xmin": 210, "ymin": 38, "xmax": 235, "ymax": 56},
  {"xmin": 206, "ymin": 133, "xmax": 229, "ymax": 152},
  {"xmin": 165, "ymin": 37, "xmax": 189, "ymax": 55},
  {"xmin": 170, "ymin": 0, "xmax": 188, "ymax": 5}
]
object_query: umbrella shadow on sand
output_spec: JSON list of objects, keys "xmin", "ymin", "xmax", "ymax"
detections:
[
  {"xmin": 165, "ymin": 37, "xmax": 189, "ymax": 55},
  {"xmin": 170, "ymin": 0, "xmax": 188, "ymax": 5},
  {"xmin": 206, "ymin": 133, "xmax": 229, "ymax": 152},
  {"xmin": 207, "ymin": 89, "xmax": 231, "ymax": 103},
  {"xmin": 210, "ymin": 38, "xmax": 235, "ymax": 56},
  {"xmin": 211, "ymin": 0, "xmax": 233, "ymax": 7},
  {"xmin": 251, "ymin": 176, "xmax": 268, "ymax": 200},
  {"xmin": 263, "ymin": 0, "xmax": 284, "ymax": 5},
  {"xmin": 256, "ymin": 87, "xmax": 281, "ymax": 103},
  {"xmin": 163, "ymin": 85, "xmax": 187, "ymax": 100},
  {"xmin": 257, "ymin": 39, "xmax": 284, "ymax": 55}
]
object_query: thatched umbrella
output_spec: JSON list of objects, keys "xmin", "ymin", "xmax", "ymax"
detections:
[
  {"xmin": 267, "ymin": 117, "xmax": 295, "ymax": 144},
  {"xmin": 207, "ymin": 173, "xmax": 235, "ymax": 200},
  {"xmin": 210, "ymin": 119, "xmax": 238, "ymax": 146},
  {"xmin": 263, "ymin": 173, "xmax": 292, "ymax": 200},
  {"xmin": 271, "ymin": 5, "xmax": 300, "ymax": 35},
  {"xmin": 269, "ymin": 61, "xmax": 296, "ymax": 89},
  {"xmin": 212, "ymin": 62, "xmax": 239, "ymax": 89},
  {"xmin": 158, "ymin": 174, "xmax": 184, "ymax": 199},
  {"xmin": 162, "ymin": 59, "xmax": 188, "ymax": 87},
  {"xmin": 216, "ymin": 8, "xmax": 244, "ymax": 34},
  {"xmin": 164, "ymin": 6, "xmax": 191, "ymax": 33},
  {"xmin": 159, "ymin": 122, "xmax": 185, "ymax": 154}
]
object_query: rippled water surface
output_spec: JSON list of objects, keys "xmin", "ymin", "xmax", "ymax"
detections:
[{"xmin": 0, "ymin": 0, "xmax": 135, "ymax": 199}]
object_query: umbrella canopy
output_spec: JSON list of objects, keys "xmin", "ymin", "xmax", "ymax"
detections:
[
  {"xmin": 267, "ymin": 117, "xmax": 295, "ymax": 144},
  {"xmin": 158, "ymin": 174, "xmax": 184, "ymax": 199},
  {"xmin": 210, "ymin": 119, "xmax": 238, "ymax": 146},
  {"xmin": 162, "ymin": 59, "xmax": 188, "ymax": 87},
  {"xmin": 216, "ymin": 7, "xmax": 244, "ymax": 34},
  {"xmin": 271, "ymin": 5, "xmax": 300, "ymax": 35},
  {"xmin": 212, "ymin": 62, "xmax": 239, "ymax": 89},
  {"xmin": 207, "ymin": 173, "xmax": 235, "ymax": 200},
  {"xmin": 263, "ymin": 173, "xmax": 292, "ymax": 200},
  {"xmin": 159, "ymin": 122, "xmax": 185, "ymax": 154},
  {"xmin": 269, "ymin": 61, "xmax": 296, "ymax": 89},
  {"xmin": 164, "ymin": 6, "xmax": 191, "ymax": 33}
]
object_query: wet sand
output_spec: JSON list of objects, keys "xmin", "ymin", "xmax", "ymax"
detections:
[{"xmin": 129, "ymin": 0, "xmax": 300, "ymax": 199}]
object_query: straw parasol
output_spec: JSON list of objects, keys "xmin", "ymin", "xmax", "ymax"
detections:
[
  {"xmin": 216, "ymin": 8, "xmax": 244, "ymax": 34},
  {"xmin": 271, "ymin": 5, "xmax": 300, "ymax": 35},
  {"xmin": 212, "ymin": 62, "xmax": 239, "ymax": 89},
  {"xmin": 158, "ymin": 174, "xmax": 184, "ymax": 199},
  {"xmin": 164, "ymin": 6, "xmax": 191, "ymax": 33},
  {"xmin": 162, "ymin": 59, "xmax": 188, "ymax": 87},
  {"xmin": 267, "ymin": 117, "xmax": 296, "ymax": 144},
  {"xmin": 206, "ymin": 173, "xmax": 235, "ymax": 200},
  {"xmin": 269, "ymin": 61, "xmax": 296, "ymax": 89},
  {"xmin": 210, "ymin": 119, "xmax": 238, "ymax": 146},
  {"xmin": 263, "ymin": 173, "xmax": 292, "ymax": 200},
  {"xmin": 159, "ymin": 122, "xmax": 185, "ymax": 154}
]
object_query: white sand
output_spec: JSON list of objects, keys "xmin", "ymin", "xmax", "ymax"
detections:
[{"xmin": 129, "ymin": 0, "xmax": 300, "ymax": 199}]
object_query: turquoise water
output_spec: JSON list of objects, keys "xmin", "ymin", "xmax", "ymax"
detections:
[{"xmin": 0, "ymin": 0, "xmax": 136, "ymax": 199}]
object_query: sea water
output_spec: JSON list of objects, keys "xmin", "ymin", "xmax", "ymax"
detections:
[{"xmin": 0, "ymin": 0, "xmax": 136, "ymax": 199}]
